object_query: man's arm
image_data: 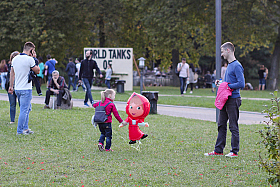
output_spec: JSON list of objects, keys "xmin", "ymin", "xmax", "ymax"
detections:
[
  {"xmin": 79, "ymin": 61, "xmax": 83, "ymax": 80},
  {"xmin": 65, "ymin": 63, "xmax": 69, "ymax": 73},
  {"xmin": 228, "ymin": 65, "xmax": 245, "ymax": 89},
  {"xmin": 94, "ymin": 61, "xmax": 103, "ymax": 78},
  {"xmin": 31, "ymin": 65, "xmax": 40, "ymax": 74}
]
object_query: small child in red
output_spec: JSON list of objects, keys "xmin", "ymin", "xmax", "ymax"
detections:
[
  {"xmin": 93, "ymin": 89, "xmax": 126, "ymax": 151},
  {"xmin": 119, "ymin": 92, "xmax": 150, "ymax": 144}
]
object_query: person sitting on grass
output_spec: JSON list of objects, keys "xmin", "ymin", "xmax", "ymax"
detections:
[{"xmin": 44, "ymin": 70, "xmax": 66, "ymax": 109}]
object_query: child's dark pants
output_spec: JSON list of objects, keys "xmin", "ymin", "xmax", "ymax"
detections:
[{"xmin": 98, "ymin": 123, "xmax": 112, "ymax": 150}]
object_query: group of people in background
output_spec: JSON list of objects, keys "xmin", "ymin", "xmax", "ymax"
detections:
[{"xmin": 3, "ymin": 42, "xmax": 108, "ymax": 135}]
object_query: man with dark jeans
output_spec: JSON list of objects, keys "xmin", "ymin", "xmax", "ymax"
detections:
[
  {"xmin": 79, "ymin": 50, "xmax": 103, "ymax": 107},
  {"xmin": 44, "ymin": 70, "xmax": 66, "ymax": 109},
  {"xmin": 204, "ymin": 42, "xmax": 245, "ymax": 158},
  {"xmin": 65, "ymin": 58, "xmax": 77, "ymax": 91}
]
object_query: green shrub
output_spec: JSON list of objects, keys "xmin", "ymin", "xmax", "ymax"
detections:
[{"xmin": 258, "ymin": 91, "xmax": 280, "ymax": 186}]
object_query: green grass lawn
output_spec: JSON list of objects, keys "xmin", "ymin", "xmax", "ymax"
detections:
[
  {"xmin": 0, "ymin": 100, "xmax": 271, "ymax": 186},
  {"xmin": 0, "ymin": 85, "xmax": 272, "ymax": 112}
]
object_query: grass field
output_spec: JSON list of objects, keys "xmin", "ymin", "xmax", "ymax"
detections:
[
  {"xmin": 0, "ymin": 85, "xmax": 272, "ymax": 113},
  {"xmin": 0, "ymin": 100, "xmax": 272, "ymax": 186}
]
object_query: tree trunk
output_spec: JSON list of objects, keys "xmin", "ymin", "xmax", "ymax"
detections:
[
  {"xmin": 98, "ymin": 15, "xmax": 105, "ymax": 47},
  {"xmin": 268, "ymin": 26, "xmax": 280, "ymax": 90},
  {"xmin": 172, "ymin": 49, "xmax": 180, "ymax": 87}
]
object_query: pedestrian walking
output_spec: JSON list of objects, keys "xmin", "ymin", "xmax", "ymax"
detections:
[
  {"xmin": 177, "ymin": 58, "xmax": 189, "ymax": 95},
  {"xmin": 79, "ymin": 50, "xmax": 103, "ymax": 107}
]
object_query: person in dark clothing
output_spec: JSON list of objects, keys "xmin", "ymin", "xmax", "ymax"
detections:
[
  {"xmin": 65, "ymin": 58, "xmax": 77, "ymax": 91},
  {"xmin": 79, "ymin": 50, "xmax": 103, "ymax": 107},
  {"xmin": 28, "ymin": 51, "xmax": 42, "ymax": 96},
  {"xmin": 44, "ymin": 70, "xmax": 66, "ymax": 109},
  {"xmin": 204, "ymin": 71, "xmax": 212, "ymax": 88},
  {"xmin": 258, "ymin": 65, "xmax": 268, "ymax": 91}
]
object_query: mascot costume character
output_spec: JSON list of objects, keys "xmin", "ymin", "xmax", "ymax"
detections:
[{"xmin": 119, "ymin": 92, "xmax": 150, "ymax": 144}]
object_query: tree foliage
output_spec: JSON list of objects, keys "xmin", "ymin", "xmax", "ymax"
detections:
[
  {"xmin": 0, "ymin": 0, "xmax": 280, "ymax": 85},
  {"xmin": 259, "ymin": 91, "xmax": 280, "ymax": 186}
]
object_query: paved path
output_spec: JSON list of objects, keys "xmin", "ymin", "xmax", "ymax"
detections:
[{"xmin": 0, "ymin": 93, "xmax": 267, "ymax": 125}]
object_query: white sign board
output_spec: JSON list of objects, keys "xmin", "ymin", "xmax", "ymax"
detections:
[{"xmin": 84, "ymin": 48, "xmax": 133, "ymax": 91}]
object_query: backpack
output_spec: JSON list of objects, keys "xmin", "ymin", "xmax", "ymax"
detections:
[{"xmin": 93, "ymin": 101, "xmax": 112, "ymax": 123}]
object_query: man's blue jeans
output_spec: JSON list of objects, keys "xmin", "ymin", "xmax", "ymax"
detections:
[
  {"xmin": 8, "ymin": 92, "xmax": 17, "ymax": 122},
  {"xmin": 179, "ymin": 77, "xmax": 186, "ymax": 94},
  {"xmin": 15, "ymin": 90, "xmax": 32, "ymax": 134},
  {"xmin": 83, "ymin": 78, "xmax": 93, "ymax": 104},
  {"xmin": 68, "ymin": 76, "xmax": 75, "ymax": 91}
]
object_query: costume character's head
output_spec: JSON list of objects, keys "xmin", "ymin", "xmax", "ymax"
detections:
[{"xmin": 126, "ymin": 92, "xmax": 150, "ymax": 119}]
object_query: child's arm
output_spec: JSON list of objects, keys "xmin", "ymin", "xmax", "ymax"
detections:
[
  {"xmin": 92, "ymin": 101, "xmax": 100, "ymax": 108},
  {"xmin": 111, "ymin": 103, "xmax": 123, "ymax": 123},
  {"xmin": 119, "ymin": 117, "xmax": 129, "ymax": 128}
]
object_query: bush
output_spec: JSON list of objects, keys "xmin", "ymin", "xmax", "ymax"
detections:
[{"xmin": 258, "ymin": 91, "xmax": 280, "ymax": 186}]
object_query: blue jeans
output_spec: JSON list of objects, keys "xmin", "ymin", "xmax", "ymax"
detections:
[
  {"xmin": 68, "ymin": 76, "xmax": 75, "ymax": 91},
  {"xmin": 105, "ymin": 80, "xmax": 111, "ymax": 89},
  {"xmin": 83, "ymin": 78, "xmax": 93, "ymax": 104},
  {"xmin": 259, "ymin": 78, "xmax": 265, "ymax": 85},
  {"xmin": 47, "ymin": 74, "xmax": 52, "ymax": 82},
  {"xmin": 15, "ymin": 90, "xmax": 32, "ymax": 134},
  {"xmin": 98, "ymin": 123, "xmax": 112, "ymax": 150},
  {"xmin": 214, "ymin": 97, "xmax": 242, "ymax": 155},
  {"xmin": 75, "ymin": 76, "xmax": 86, "ymax": 91},
  {"xmin": 8, "ymin": 92, "xmax": 17, "ymax": 122},
  {"xmin": 1, "ymin": 72, "xmax": 7, "ymax": 89},
  {"xmin": 179, "ymin": 77, "xmax": 186, "ymax": 94}
]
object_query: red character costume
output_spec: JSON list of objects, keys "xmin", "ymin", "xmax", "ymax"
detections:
[{"xmin": 119, "ymin": 92, "xmax": 150, "ymax": 144}]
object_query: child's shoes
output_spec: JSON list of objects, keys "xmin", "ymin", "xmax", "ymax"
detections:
[
  {"xmin": 106, "ymin": 149, "xmax": 113, "ymax": 152},
  {"xmin": 98, "ymin": 143, "xmax": 104, "ymax": 152}
]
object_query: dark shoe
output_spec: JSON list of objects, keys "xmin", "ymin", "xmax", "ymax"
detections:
[
  {"xmin": 141, "ymin": 134, "xmax": 148, "ymax": 139},
  {"xmin": 57, "ymin": 106, "xmax": 61, "ymax": 109},
  {"xmin": 44, "ymin": 105, "xmax": 50, "ymax": 109},
  {"xmin": 129, "ymin": 140, "xmax": 136, "ymax": 144}
]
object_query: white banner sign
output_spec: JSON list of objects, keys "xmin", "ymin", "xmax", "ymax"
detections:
[{"xmin": 84, "ymin": 48, "xmax": 133, "ymax": 91}]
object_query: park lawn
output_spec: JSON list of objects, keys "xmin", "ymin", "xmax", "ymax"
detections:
[
  {"xmin": 0, "ymin": 101, "xmax": 271, "ymax": 186},
  {"xmin": 0, "ymin": 85, "xmax": 272, "ymax": 112}
]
